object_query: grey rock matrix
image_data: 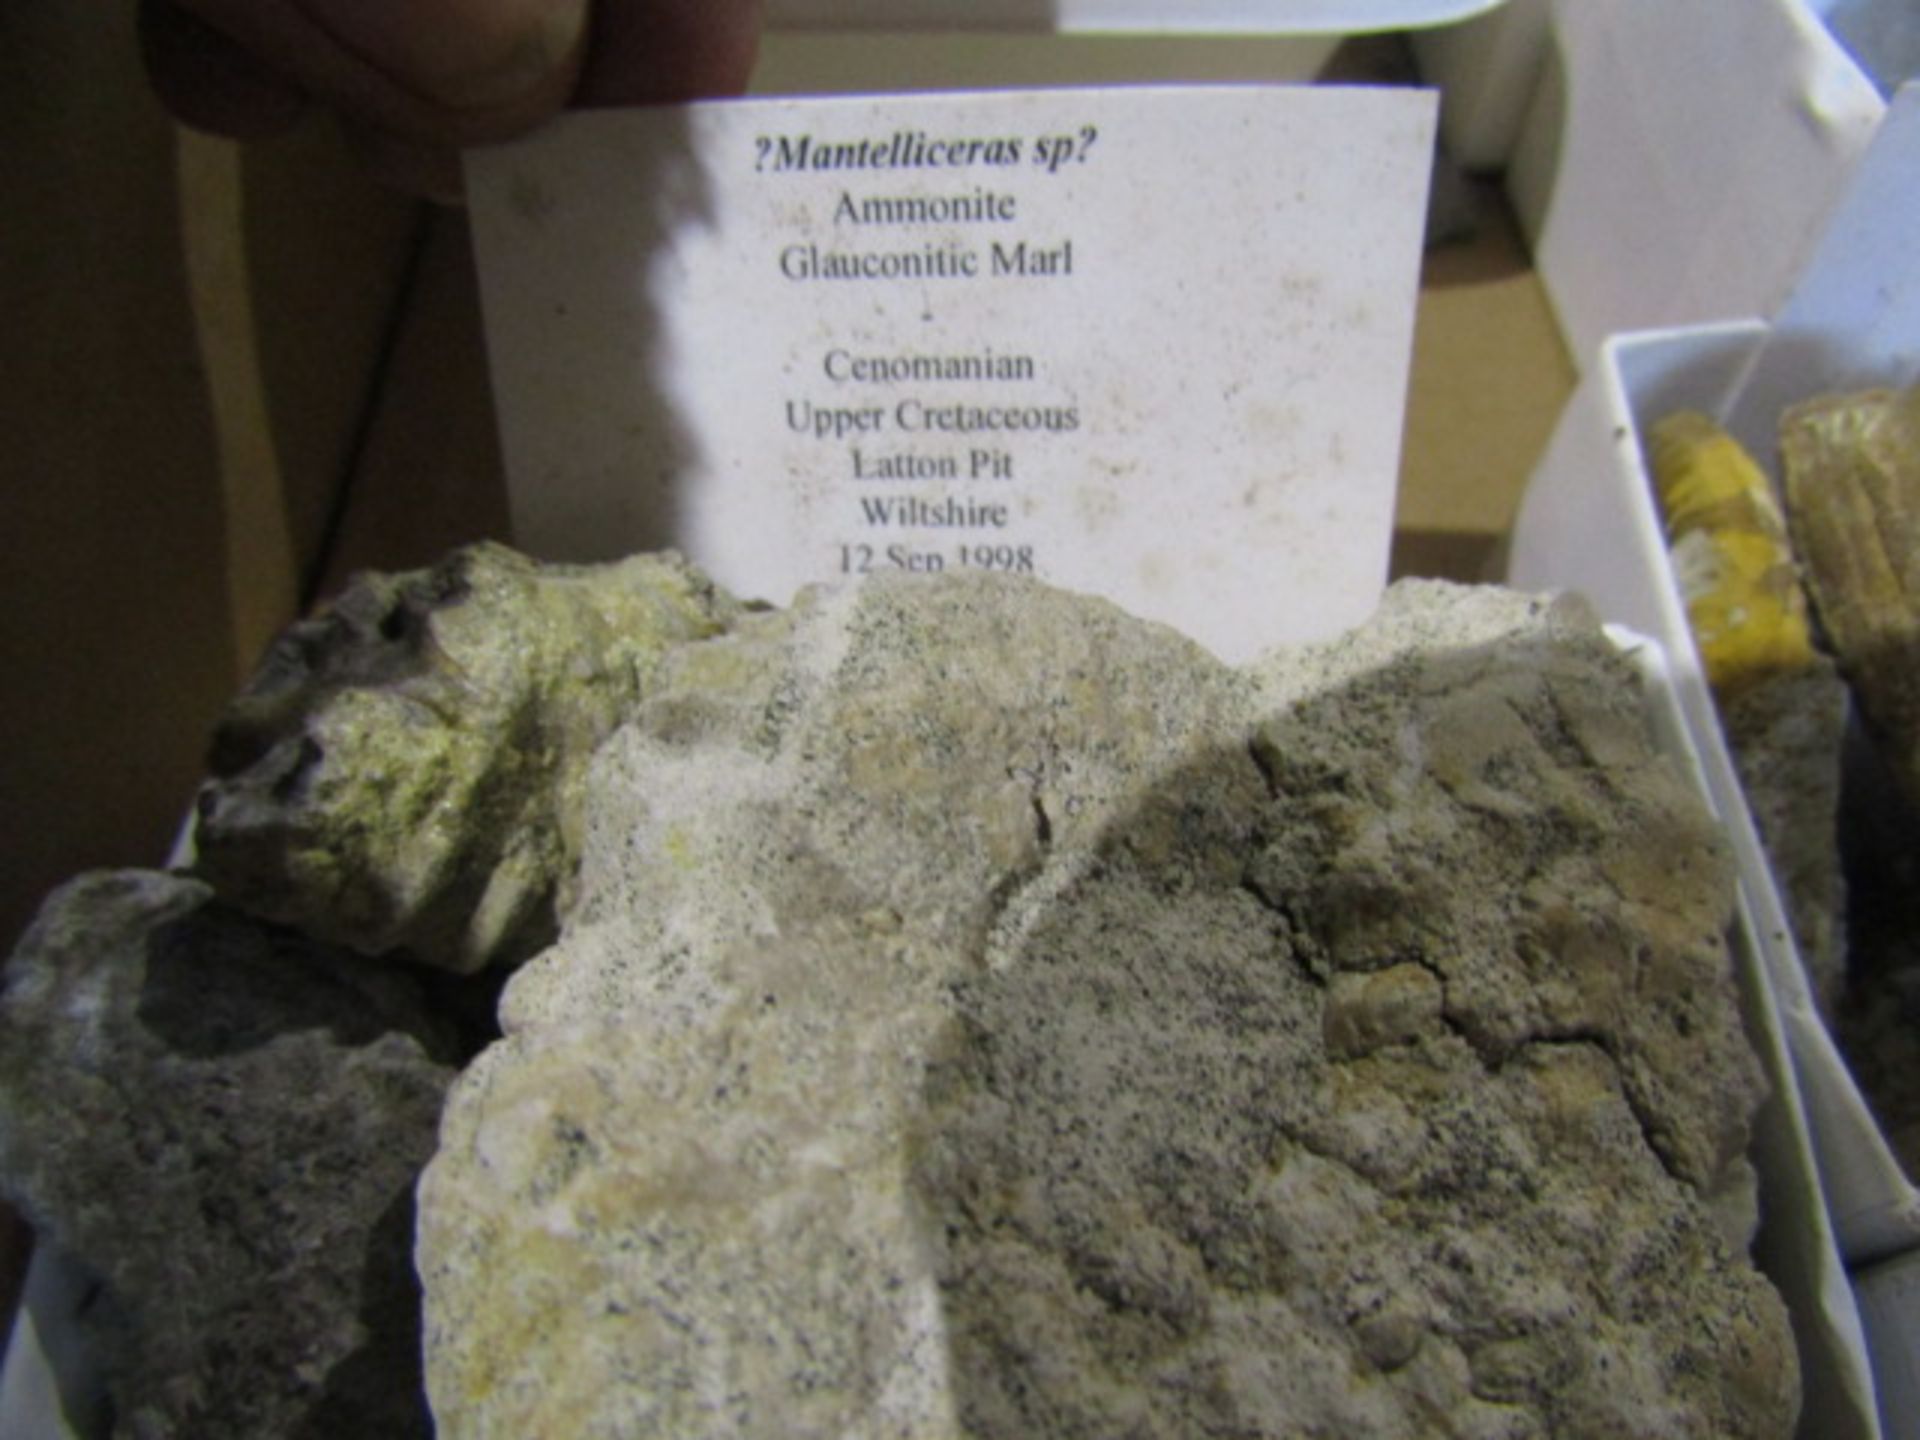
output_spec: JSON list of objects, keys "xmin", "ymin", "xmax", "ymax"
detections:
[
  {"xmin": 0, "ymin": 871, "xmax": 457, "ymax": 1438},
  {"xmin": 418, "ymin": 573, "xmax": 1797, "ymax": 1439},
  {"xmin": 0, "ymin": 552, "xmax": 1798, "ymax": 1438},
  {"xmin": 192, "ymin": 543, "xmax": 741, "ymax": 975}
]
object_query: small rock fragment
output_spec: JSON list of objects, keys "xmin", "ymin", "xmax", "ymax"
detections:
[
  {"xmin": 0, "ymin": 870, "xmax": 457, "ymax": 1438},
  {"xmin": 192, "ymin": 542, "xmax": 742, "ymax": 973}
]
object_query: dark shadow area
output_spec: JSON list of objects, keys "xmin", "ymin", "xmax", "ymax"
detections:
[
  {"xmin": 1318, "ymin": 34, "xmax": 1486, "ymax": 256},
  {"xmin": 17, "ymin": 1246, "xmax": 116, "ymax": 1440},
  {"xmin": 55, "ymin": 1175, "xmax": 439, "ymax": 1440},
  {"xmin": 136, "ymin": 901, "xmax": 465, "ymax": 1066},
  {"xmin": 1830, "ymin": 712, "xmax": 1920, "ymax": 1184},
  {"xmin": 0, "ymin": 1213, "xmax": 22, "ymax": 1359},
  {"xmin": 292, "ymin": 1184, "xmax": 435, "ymax": 1440},
  {"xmin": 1414, "ymin": 176, "xmax": 1535, "ymax": 289},
  {"xmin": 1506, "ymin": 20, "xmax": 1564, "ymax": 268},
  {"xmin": 1819, "ymin": 0, "xmax": 1918, "ymax": 98},
  {"xmin": 1388, "ymin": 527, "xmax": 1503, "ymax": 584},
  {"xmin": 51, "ymin": 883, "xmax": 464, "ymax": 1436}
]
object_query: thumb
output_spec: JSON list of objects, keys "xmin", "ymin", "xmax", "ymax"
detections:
[
  {"xmin": 288, "ymin": 0, "xmax": 589, "ymax": 120},
  {"xmin": 153, "ymin": 0, "xmax": 590, "ymax": 145}
]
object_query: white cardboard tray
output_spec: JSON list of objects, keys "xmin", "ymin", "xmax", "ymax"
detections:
[
  {"xmin": 1505, "ymin": 83, "xmax": 1920, "ymax": 1440},
  {"xmin": 1418, "ymin": 0, "xmax": 1894, "ymax": 370},
  {"xmin": 1607, "ymin": 625, "xmax": 1883, "ymax": 1440}
]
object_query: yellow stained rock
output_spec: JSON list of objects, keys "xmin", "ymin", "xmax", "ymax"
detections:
[{"xmin": 1647, "ymin": 410, "xmax": 1817, "ymax": 698}]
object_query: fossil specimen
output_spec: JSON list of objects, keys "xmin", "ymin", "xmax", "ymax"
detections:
[
  {"xmin": 191, "ymin": 543, "xmax": 742, "ymax": 973},
  {"xmin": 1781, "ymin": 383, "xmax": 1920, "ymax": 811},
  {"xmin": 0, "ymin": 555, "xmax": 1799, "ymax": 1439},
  {"xmin": 417, "ymin": 573, "xmax": 1796, "ymax": 1439}
]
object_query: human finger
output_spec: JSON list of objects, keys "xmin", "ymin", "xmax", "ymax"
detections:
[
  {"xmin": 139, "ymin": 0, "xmax": 309, "ymax": 139},
  {"xmin": 575, "ymin": 0, "xmax": 763, "ymax": 107},
  {"xmin": 151, "ymin": 0, "xmax": 591, "ymax": 147}
]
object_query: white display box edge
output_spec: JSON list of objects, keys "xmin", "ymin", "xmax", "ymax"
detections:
[
  {"xmin": 763, "ymin": 0, "xmax": 1510, "ymax": 34},
  {"xmin": 1502, "ymin": 0, "xmax": 1886, "ymax": 369},
  {"xmin": 1507, "ymin": 320, "xmax": 1920, "ymax": 1439}
]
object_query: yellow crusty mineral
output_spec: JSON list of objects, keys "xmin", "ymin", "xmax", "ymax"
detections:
[{"xmin": 1647, "ymin": 410, "xmax": 1817, "ymax": 697}]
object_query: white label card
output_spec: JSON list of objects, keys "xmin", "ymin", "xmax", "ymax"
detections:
[{"xmin": 467, "ymin": 86, "xmax": 1435, "ymax": 661}]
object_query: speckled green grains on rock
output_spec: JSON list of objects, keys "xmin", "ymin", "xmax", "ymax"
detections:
[
  {"xmin": 191, "ymin": 543, "xmax": 742, "ymax": 973},
  {"xmin": 415, "ymin": 573, "xmax": 1797, "ymax": 1439},
  {"xmin": 0, "ymin": 553, "xmax": 1799, "ymax": 1437}
]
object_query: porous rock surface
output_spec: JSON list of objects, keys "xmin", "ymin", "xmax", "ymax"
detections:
[
  {"xmin": 419, "ymin": 574, "xmax": 1797, "ymax": 1439},
  {"xmin": 0, "ymin": 870, "xmax": 457, "ymax": 1438},
  {"xmin": 1721, "ymin": 661, "xmax": 1851, "ymax": 1014},
  {"xmin": 192, "ymin": 542, "xmax": 741, "ymax": 973},
  {"xmin": 1782, "ymin": 383, "xmax": 1920, "ymax": 813}
]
